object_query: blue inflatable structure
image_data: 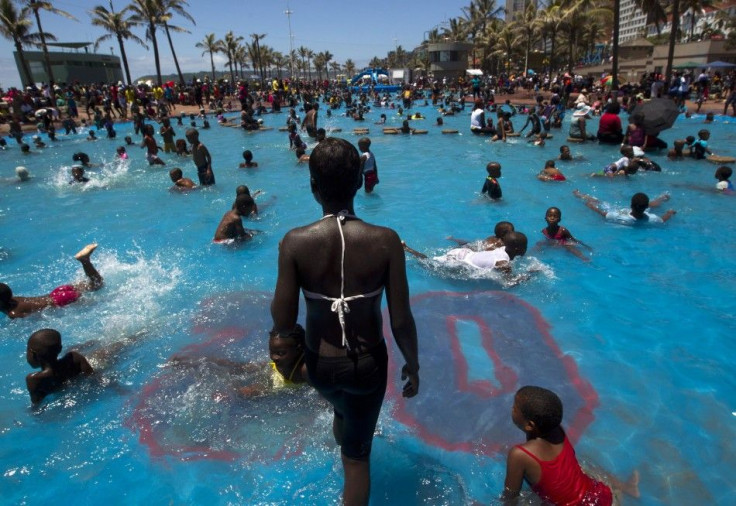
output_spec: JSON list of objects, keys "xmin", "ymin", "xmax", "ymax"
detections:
[{"xmin": 350, "ymin": 67, "xmax": 401, "ymax": 93}]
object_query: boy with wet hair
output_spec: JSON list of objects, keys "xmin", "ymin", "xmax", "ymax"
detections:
[
  {"xmin": 70, "ymin": 165, "xmax": 89, "ymax": 184},
  {"xmin": 271, "ymin": 137, "xmax": 419, "ymax": 506},
  {"xmin": 141, "ymin": 125, "xmax": 165, "ymax": 165},
  {"xmin": 691, "ymin": 129, "xmax": 712, "ymax": 160},
  {"xmin": 213, "ymin": 194, "xmax": 255, "ymax": 242},
  {"xmin": 234, "ymin": 185, "xmax": 260, "ymax": 215},
  {"xmin": 447, "ymin": 221, "xmax": 514, "ymax": 251},
  {"xmin": 574, "ymin": 190, "xmax": 676, "ymax": 224},
  {"xmin": 481, "ymin": 162, "xmax": 503, "ymax": 199},
  {"xmin": 239, "ymin": 150, "xmax": 258, "ymax": 168},
  {"xmin": 1, "ymin": 244, "xmax": 103, "ymax": 319},
  {"xmin": 558, "ymin": 145, "xmax": 572, "ymax": 161},
  {"xmin": 169, "ymin": 168, "xmax": 196, "ymax": 190},
  {"xmin": 25, "ymin": 328, "xmax": 94, "ymax": 403},
  {"xmin": 186, "ymin": 128, "xmax": 215, "ymax": 185}
]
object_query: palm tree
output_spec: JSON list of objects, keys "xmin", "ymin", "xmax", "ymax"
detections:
[
  {"xmin": 159, "ymin": 0, "xmax": 195, "ymax": 85},
  {"xmin": 539, "ymin": 1, "xmax": 564, "ymax": 73},
  {"xmin": 272, "ymin": 51, "xmax": 287, "ymax": 78},
  {"xmin": 234, "ymin": 43, "xmax": 248, "ymax": 80},
  {"xmin": 322, "ymin": 50, "xmax": 333, "ymax": 80},
  {"xmin": 442, "ymin": 17, "xmax": 468, "ymax": 42},
  {"xmin": 368, "ymin": 56, "xmax": 384, "ymax": 68},
  {"xmin": 681, "ymin": 0, "xmax": 714, "ymax": 41},
  {"xmin": 27, "ymin": 0, "xmax": 76, "ymax": 86},
  {"xmin": 313, "ymin": 52, "xmax": 326, "ymax": 80},
  {"xmin": 511, "ymin": 1, "xmax": 541, "ymax": 76},
  {"xmin": 343, "ymin": 58, "xmax": 356, "ymax": 77},
  {"xmin": 128, "ymin": 0, "xmax": 164, "ymax": 86},
  {"xmin": 0, "ymin": 0, "xmax": 38, "ymax": 87},
  {"xmin": 329, "ymin": 60, "xmax": 341, "ymax": 81},
  {"xmin": 463, "ymin": 0, "xmax": 504, "ymax": 69},
  {"xmin": 665, "ymin": 0, "xmax": 681, "ymax": 83},
  {"xmin": 297, "ymin": 46, "xmax": 309, "ymax": 79},
  {"xmin": 306, "ymin": 48, "xmax": 314, "ymax": 80},
  {"xmin": 218, "ymin": 30, "xmax": 243, "ymax": 84},
  {"xmin": 195, "ymin": 33, "xmax": 218, "ymax": 82},
  {"xmin": 90, "ymin": 2, "xmax": 146, "ymax": 86},
  {"xmin": 636, "ymin": 0, "xmax": 668, "ymax": 35},
  {"xmin": 559, "ymin": 0, "xmax": 611, "ymax": 72},
  {"xmin": 250, "ymin": 33, "xmax": 266, "ymax": 86}
]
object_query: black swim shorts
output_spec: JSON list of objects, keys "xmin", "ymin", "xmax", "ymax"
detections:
[{"xmin": 305, "ymin": 341, "xmax": 388, "ymax": 461}]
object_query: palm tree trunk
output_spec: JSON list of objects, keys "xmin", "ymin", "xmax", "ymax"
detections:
[
  {"xmin": 14, "ymin": 39, "xmax": 34, "ymax": 88},
  {"xmin": 568, "ymin": 33, "xmax": 574, "ymax": 73},
  {"xmin": 31, "ymin": 6, "xmax": 54, "ymax": 85},
  {"xmin": 164, "ymin": 23, "xmax": 185, "ymax": 86},
  {"xmin": 666, "ymin": 0, "xmax": 680, "ymax": 84},
  {"xmin": 611, "ymin": 0, "xmax": 621, "ymax": 90},
  {"xmin": 209, "ymin": 52, "xmax": 215, "ymax": 82},
  {"xmin": 150, "ymin": 22, "xmax": 162, "ymax": 86},
  {"xmin": 117, "ymin": 34, "xmax": 132, "ymax": 86},
  {"xmin": 550, "ymin": 30, "xmax": 557, "ymax": 74}
]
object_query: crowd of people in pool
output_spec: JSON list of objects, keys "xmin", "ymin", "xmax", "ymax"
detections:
[{"xmin": 5, "ymin": 73, "xmax": 736, "ymax": 505}]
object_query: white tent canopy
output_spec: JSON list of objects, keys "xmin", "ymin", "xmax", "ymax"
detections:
[{"xmin": 466, "ymin": 69, "xmax": 483, "ymax": 76}]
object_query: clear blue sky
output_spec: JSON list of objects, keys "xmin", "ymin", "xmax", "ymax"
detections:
[{"xmin": 0, "ymin": 0, "xmax": 474, "ymax": 88}]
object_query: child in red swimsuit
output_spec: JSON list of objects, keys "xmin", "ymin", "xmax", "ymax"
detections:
[
  {"xmin": 536, "ymin": 207, "xmax": 591, "ymax": 262},
  {"xmin": 502, "ymin": 386, "xmax": 639, "ymax": 505}
]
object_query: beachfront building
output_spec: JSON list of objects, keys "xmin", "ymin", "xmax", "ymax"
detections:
[
  {"xmin": 426, "ymin": 41, "xmax": 473, "ymax": 81},
  {"xmin": 618, "ymin": 0, "xmax": 649, "ymax": 43},
  {"xmin": 582, "ymin": 38, "xmax": 734, "ymax": 83},
  {"xmin": 13, "ymin": 42, "xmax": 123, "ymax": 85},
  {"xmin": 644, "ymin": 0, "xmax": 736, "ymax": 41}
]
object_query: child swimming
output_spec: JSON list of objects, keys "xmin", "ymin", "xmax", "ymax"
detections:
[
  {"xmin": 537, "ymin": 207, "xmax": 590, "ymax": 261},
  {"xmin": 481, "ymin": 162, "xmax": 503, "ymax": 199},
  {"xmin": 502, "ymin": 385, "xmax": 639, "ymax": 505},
  {"xmin": 0, "ymin": 244, "xmax": 103, "ymax": 319},
  {"xmin": 574, "ymin": 190, "xmax": 676, "ymax": 224},
  {"xmin": 25, "ymin": 328, "xmax": 93, "ymax": 403}
]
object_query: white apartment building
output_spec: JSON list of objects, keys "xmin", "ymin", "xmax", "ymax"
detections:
[{"xmin": 618, "ymin": 0, "xmax": 649, "ymax": 43}]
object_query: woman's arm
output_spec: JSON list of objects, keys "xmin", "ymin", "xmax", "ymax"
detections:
[{"xmin": 271, "ymin": 235, "xmax": 301, "ymax": 333}]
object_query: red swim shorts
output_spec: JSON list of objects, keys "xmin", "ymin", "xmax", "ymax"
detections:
[
  {"xmin": 49, "ymin": 285, "xmax": 80, "ymax": 307},
  {"xmin": 364, "ymin": 171, "xmax": 379, "ymax": 192}
]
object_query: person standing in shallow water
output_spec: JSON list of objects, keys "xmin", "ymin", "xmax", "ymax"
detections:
[
  {"xmin": 271, "ymin": 137, "xmax": 419, "ymax": 506},
  {"xmin": 186, "ymin": 128, "xmax": 215, "ymax": 185}
]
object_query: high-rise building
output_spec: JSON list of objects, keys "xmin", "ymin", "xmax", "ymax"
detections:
[
  {"xmin": 505, "ymin": 0, "xmax": 531, "ymax": 20},
  {"xmin": 618, "ymin": 0, "xmax": 649, "ymax": 43}
]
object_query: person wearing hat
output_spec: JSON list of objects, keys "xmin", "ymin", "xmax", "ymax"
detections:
[
  {"xmin": 575, "ymin": 88, "xmax": 589, "ymax": 106},
  {"xmin": 15, "ymin": 166, "xmax": 30, "ymax": 181},
  {"xmin": 569, "ymin": 103, "xmax": 595, "ymax": 142}
]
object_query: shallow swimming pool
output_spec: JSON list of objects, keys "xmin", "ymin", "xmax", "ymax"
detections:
[{"xmin": 1, "ymin": 102, "xmax": 735, "ymax": 505}]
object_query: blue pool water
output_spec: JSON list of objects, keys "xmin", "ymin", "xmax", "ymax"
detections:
[{"xmin": 1, "ymin": 103, "xmax": 735, "ymax": 505}]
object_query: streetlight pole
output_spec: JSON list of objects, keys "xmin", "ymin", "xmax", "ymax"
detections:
[{"xmin": 285, "ymin": 1, "xmax": 294, "ymax": 78}]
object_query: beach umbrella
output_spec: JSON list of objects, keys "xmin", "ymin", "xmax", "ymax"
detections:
[
  {"xmin": 601, "ymin": 75, "xmax": 613, "ymax": 86},
  {"xmin": 527, "ymin": 69, "xmax": 535, "ymax": 75},
  {"xmin": 673, "ymin": 61, "xmax": 702, "ymax": 69},
  {"xmin": 707, "ymin": 61, "xmax": 736, "ymax": 68},
  {"xmin": 628, "ymin": 98, "xmax": 680, "ymax": 135}
]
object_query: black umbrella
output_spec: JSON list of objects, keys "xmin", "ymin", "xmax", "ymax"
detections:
[{"xmin": 628, "ymin": 98, "xmax": 680, "ymax": 135}]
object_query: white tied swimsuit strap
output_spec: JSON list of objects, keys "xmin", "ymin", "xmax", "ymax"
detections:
[{"xmin": 302, "ymin": 211, "xmax": 382, "ymax": 349}]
